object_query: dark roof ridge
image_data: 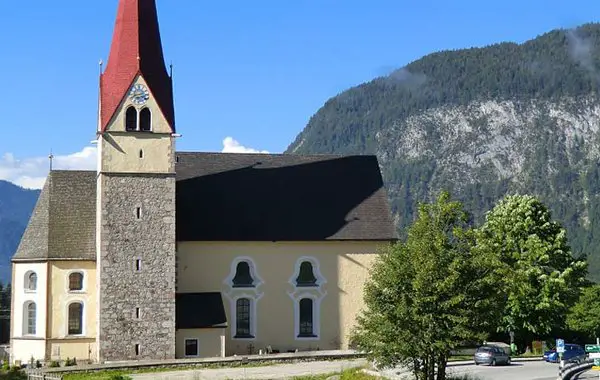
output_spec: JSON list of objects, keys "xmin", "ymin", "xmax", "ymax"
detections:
[{"xmin": 175, "ymin": 151, "xmax": 366, "ymax": 158}]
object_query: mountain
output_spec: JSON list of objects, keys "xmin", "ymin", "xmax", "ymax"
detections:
[
  {"xmin": 0, "ymin": 181, "xmax": 40, "ymax": 284},
  {"xmin": 286, "ymin": 23, "xmax": 600, "ymax": 280}
]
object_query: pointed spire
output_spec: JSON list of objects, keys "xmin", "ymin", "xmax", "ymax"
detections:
[{"xmin": 100, "ymin": 0, "xmax": 175, "ymax": 132}]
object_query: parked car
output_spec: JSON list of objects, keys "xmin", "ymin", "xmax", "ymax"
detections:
[
  {"xmin": 545, "ymin": 344, "xmax": 586, "ymax": 364},
  {"xmin": 543, "ymin": 348, "xmax": 556, "ymax": 361},
  {"xmin": 474, "ymin": 345, "xmax": 512, "ymax": 366}
]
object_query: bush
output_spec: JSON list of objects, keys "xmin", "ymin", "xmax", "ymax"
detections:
[
  {"xmin": 49, "ymin": 360, "xmax": 60, "ymax": 368},
  {"xmin": 109, "ymin": 375, "xmax": 133, "ymax": 380}
]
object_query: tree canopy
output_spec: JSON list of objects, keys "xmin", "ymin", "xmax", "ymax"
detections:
[
  {"xmin": 567, "ymin": 284, "xmax": 600, "ymax": 340},
  {"xmin": 351, "ymin": 192, "xmax": 503, "ymax": 380},
  {"xmin": 476, "ymin": 194, "xmax": 588, "ymax": 337}
]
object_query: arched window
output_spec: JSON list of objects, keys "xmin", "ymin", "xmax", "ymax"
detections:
[
  {"xmin": 298, "ymin": 298, "xmax": 314, "ymax": 337},
  {"xmin": 25, "ymin": 272, "xmax": 37, "ymax": 291},
  {"xmin": 69, "ymin": 272, "xmax": 83, "ymax": 291},
  {"xmin": 139, "ymin": 108, "xmax": 151, "ymax": 131},
  {"xmin": 232, "ymin": 262, "xmax": 254, "ymax": 287},
  {"xmin": 125, "ymin": 106, "xmax": 137, "ymax": 131},
  {"xmin": 296, "ymin": 261, "xmax": 318, "ymax": 287},
  {"xmin": 23, "ymin": 302, "xmax": 36, "ymax": 335},
  {"xmin": 68, "ymin": 302, "xmax": 83, "ymax": 335},
  {"xmin": 235, "ymin": 298, "xmax": 252, "ymax": 338}
]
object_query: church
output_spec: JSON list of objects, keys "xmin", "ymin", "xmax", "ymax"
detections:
[{"xmin": 9, "ymin": 0, "xmax": 396, "ymax": 365}]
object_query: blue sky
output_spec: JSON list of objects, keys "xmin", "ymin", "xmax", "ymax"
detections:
[{"xmin": 0, "ymin": 0, "xmax": 598, "ymax": 188}]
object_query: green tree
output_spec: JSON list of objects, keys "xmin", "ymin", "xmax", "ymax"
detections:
[
  {"xmin": 567, "ymin": 284, "xmax": 600, "ymax": 340},
  {"xmin": 351, "ymin": 192, "xmax": 502, "ymax": 380},
  {"xmin": 476, "ymin": 194, "xmax": 588, "ymax": 340}
]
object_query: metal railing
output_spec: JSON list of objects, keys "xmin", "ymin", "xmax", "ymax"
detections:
[
  {"xmin": 558, "ymin": 358, "xmax": 594, "ymax": 379},
  {"xmin": 27, "ymin": 372, "xmax": 63, "ymax": 380}
]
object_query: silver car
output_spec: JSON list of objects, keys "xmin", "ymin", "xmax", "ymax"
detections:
[{"xmin": 474, "ymin": 345, "xmax": 512, "ymax": 366}]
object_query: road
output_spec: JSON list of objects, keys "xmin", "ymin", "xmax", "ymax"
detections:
[
  {"xmin": 446, "ymin": 360, "xmax": 561, "ymax": 380},
  {"xmin": 129, "ymin": 359, "xmax": 563, "ymax": 380}
]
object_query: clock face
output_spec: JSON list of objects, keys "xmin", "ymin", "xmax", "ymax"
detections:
[{"xmin": 129, "ymin": 84, "xmax": 150, "ymax": 105}]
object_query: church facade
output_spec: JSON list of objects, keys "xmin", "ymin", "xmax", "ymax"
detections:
[{"xmin": 9, "ymin": 0, "xmax": 397, "ymax": 365}]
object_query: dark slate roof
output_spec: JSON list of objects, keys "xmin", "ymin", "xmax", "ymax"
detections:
[
  {"xmin": 13, "ymin": 171, "xmax": 97, "ymax": 261},
  {"xmin": 176, "ymin": 292, "xmax": 227, "ymax": 329},
  {"xmin": 175, "ymin": 152, "xmax": 397, "ymax": 241}
]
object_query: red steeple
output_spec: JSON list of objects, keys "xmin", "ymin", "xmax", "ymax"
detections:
[{"xmin": 100, "ymin": 0, "xmax": 175, "ymax": 132}]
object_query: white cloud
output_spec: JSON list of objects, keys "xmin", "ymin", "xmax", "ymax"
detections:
[
  {"xmin": 221, "ymin": 137, "xmax": 269, "ymax": 154},
  {"xmin": 1, "ymin": 137, "xmax": 268, "ymax": 189},
  {"xmin": 0, "ymin": 147, "xmax": 97, "ymax": 189}
]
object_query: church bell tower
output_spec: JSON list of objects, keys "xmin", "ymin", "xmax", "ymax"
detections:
[{"xmin": 96, "ymin": 0, "xmax": 176, "ymax": 361}]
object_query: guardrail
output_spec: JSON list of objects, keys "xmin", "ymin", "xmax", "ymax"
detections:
[{"xmin": 558, "ymin": 358, "xmax": 594, "ymax": 380}]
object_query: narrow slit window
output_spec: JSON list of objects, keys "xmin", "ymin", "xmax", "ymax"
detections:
[
  {"xmin": 136, "ymin": 207, "xmax": 141, "ymax": 220},
  {"xmin": 135, "ymin": 344, "xmax": 140, "ymax": 356},
  {"xmin": 135, "ymin": 259, "xmax": 142, "ymax": 272},
  {"xmin": 135, "ymin": 307, "xmax": 140, "ymax": 319},
  {"xmin": 139, "ymin": 149, "xmax": 144, "ymax": 159}
]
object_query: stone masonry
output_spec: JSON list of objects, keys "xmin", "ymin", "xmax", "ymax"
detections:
[{"xmin": 97, "ymin": 173, "xmax": 176, "ymax": 361}]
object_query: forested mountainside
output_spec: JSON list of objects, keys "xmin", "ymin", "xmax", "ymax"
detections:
[
  {"xmin": 0, "ymin": 181, "xmax": 39, "ymax": 284},
  {"xmin": 286, "ymin": 23, "xmax": 600, "ymax": 280}
]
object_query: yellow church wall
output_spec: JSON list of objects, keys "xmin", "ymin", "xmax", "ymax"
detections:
[
  {"xmin": 47, "ymin": 339, "xmax": 96, "ymax": 363},
  {"xmin": 176, "ymin": 241, "xmax": 387, "ymax": 356},
  {"xmin": 100, "ymin": 75, "xmax": 175, "ymax": 174},
  {"xmin": 175, "ymin": 328, "xmax": 226, "ymax": 359},
  {"xmin": 46, "ymin": 261, "xmax": 97, "ymax": 361}
]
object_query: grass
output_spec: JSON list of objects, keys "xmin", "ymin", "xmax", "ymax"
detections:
[
  {"xmin": 60, "ymin": 358, "xmax": 363, "ymax": 380},
  {"xmin": 291, "ymin": 367, "xmax": 379, "ymax": 380}
]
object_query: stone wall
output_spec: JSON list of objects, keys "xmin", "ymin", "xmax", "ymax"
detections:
[{"xmin": 97, "ymin": 173, "xmax": 176, "ymax": 361}]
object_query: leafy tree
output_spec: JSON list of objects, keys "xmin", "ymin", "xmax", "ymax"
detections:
[
  {"xmin": 476, "ymin": 194, "xmax": 588, "ymax": 340},
  {"xmin": 351, "ymin": 192, "xmax": 503, "ymax": 380},
  {"xmin": 567, "ymin": 284, "xmax": 600, "ymax": 340}
]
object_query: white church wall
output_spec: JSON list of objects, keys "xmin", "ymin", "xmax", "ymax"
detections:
[{"xmin": 11, "ymin": 263, "xmax": 48, "ymax": 363}]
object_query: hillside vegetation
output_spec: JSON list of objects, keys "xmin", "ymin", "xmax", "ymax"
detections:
[
  {"xmin": 0, "ymin": 181, "xmax": 40, "ymax": 284},
  {"xmin": 287, "ymin": 23, "xmax": 600, "ymax": 280}
]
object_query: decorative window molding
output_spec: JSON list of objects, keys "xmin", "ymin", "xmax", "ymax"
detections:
[
  {"xmin": 24, "ymin": 271, "xmax": 37, "ymax": 293},
  {"xmin": 67, "ymin": 301, "xmax": 84, "ymax": 336},
  {"xmin": 288, "ymin": 256, "xmax": 326, "ymax": 341},
  {"xmin": 224, "ymin": 257, "xmax": 264, "ymax": 289},
  {"xmin": 288, "ymin": 257, "xmax": 326, "ymax": 289},
  {"xmin": 23, "ymin": 301, "xmax": 36, "ymax": 336},
  {"xmin": 223, "ymin": 257, "xmax": 264, "ymax": 340},
  {"xmin": 292, "ymin": 293, "xmax": 322, "ymax": 340},
  {"xmin": 67, "ymin": 271, "xmax": 85, "ymax": 292},
  {"xmin": 184, "ymin": 338, "xmax": 199, "ymax": 357}
]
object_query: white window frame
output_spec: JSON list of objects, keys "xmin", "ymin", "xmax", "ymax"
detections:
[
  {"xmin": 66, "ymin": 270, "xmax": 86, "ymax": 293},
  {"xmin": 293, "ymin": 293, "xmax": 321, "ymax": 340},
  {"xmin": 66, "ymin": 300, "xmax": 85, "ymax": 337},
  {"xmin": 24, "ymin": 271, "xmax": 37, "ymax": 293},
  {"xmin": 22, "ymin": 301, "xmax": 37, "ymax": 336},
  {"xmin": 223, "ymin": 257, "xmax": 264, "ymax": 341},
  {"xmin": 184, "ymin": 338, "xmax": 199, "ymax": 358},
  {"xmin": 288, "ymin": 256, "xmax": 327, "ymax": 288}
]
